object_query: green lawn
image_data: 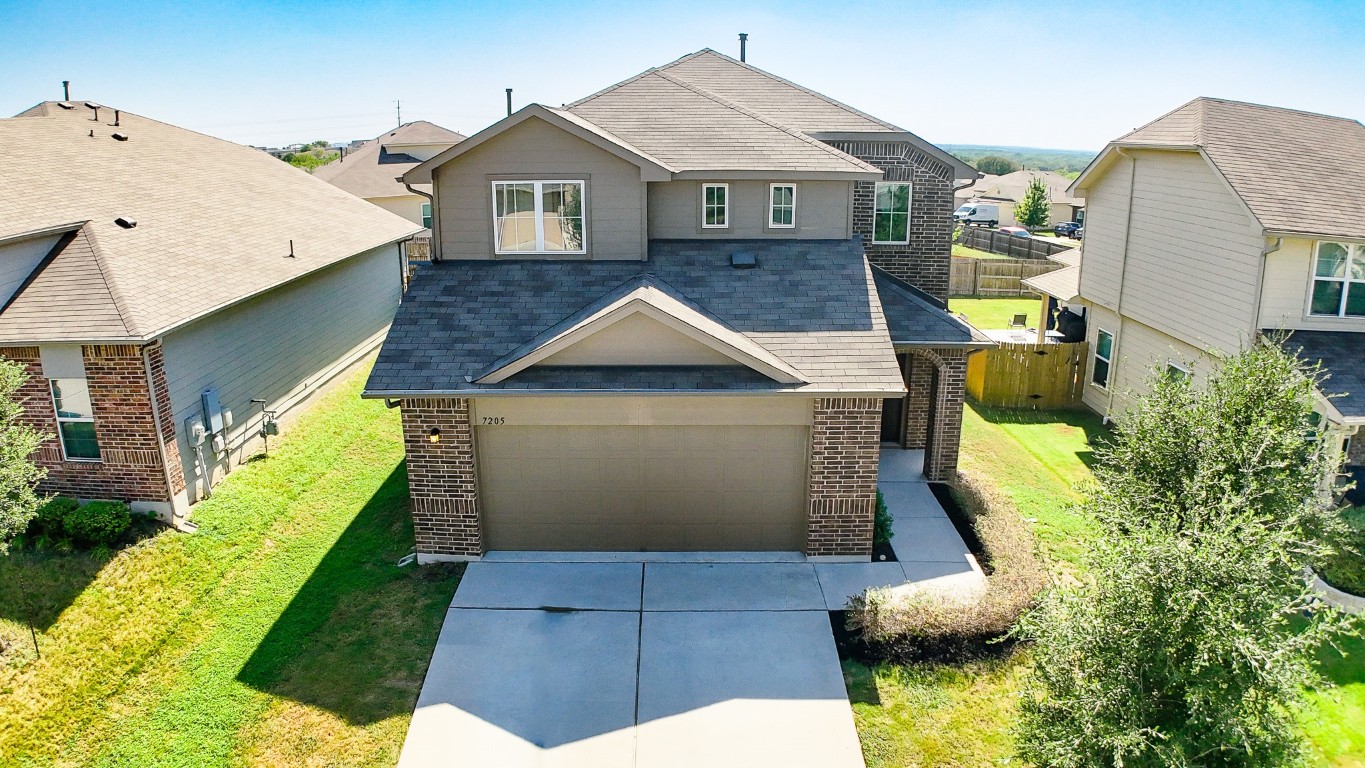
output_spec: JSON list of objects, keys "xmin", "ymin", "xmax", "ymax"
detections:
[
  {"xmin": 0, "ymin": 364, "xmax": 461, "ymax": 767},
  {"xmin": 848, "ymin": 402, "xmax": 1365, "ymax": 767},
  {"xmin": 948, "ymin": 297, "xmax": 1040, "ymax": 330},
  {"xmin": 951, "ymin": 244, "xmax": 1011, "ymax": 260}
]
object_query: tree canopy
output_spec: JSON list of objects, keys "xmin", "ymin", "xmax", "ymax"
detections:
[
  {"xmin": 1013, "ymin": 177, "xmax": 1051, "ymax": 230},
  {"xmin": 973, "ymin": 155, "xmax": 1020, "ymax": 175}
]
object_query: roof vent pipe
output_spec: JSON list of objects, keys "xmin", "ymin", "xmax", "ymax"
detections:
[
  {"xmin": 85, "ymin": 102, "xmax": 99, "ymax": 122},
  {"xmin": 739, "ymin": 33, "xmax": 748, "ymax": 62},
  {"xmin": 506, "ymin": 88, "xmax": 513, "ymax": 117},
  {"xmin": 113, "ymin": 109, "xmax": 120, "ymax": 127},
  {"xmin": 62, "ymin": 80, "xmax": 70, "ymax": 101}
]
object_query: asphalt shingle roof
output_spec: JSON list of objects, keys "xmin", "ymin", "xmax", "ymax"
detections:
[
  {"xmin": 1111, "ymin": 97, "xmax": 1365, "ymax": 240},
  {"xmin": 313, "ymin": 120, "xmax": 465, "ymax": 199},
  {"xmin": 872, "ymin": 268, "xmax": 993, "ymax": 347},
  {"xmin": 1273, "ymin": 330, "xmax": 1365, "ymax": 420},
  {"xmin": 0, "ymin": 102, "xmax": 422, "ymax": 343},
  {"xmin": 365, "ymin": 238, "xmax": 906, "ymax": 396}
]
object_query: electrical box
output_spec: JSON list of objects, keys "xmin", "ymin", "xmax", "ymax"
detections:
[
  {"xmin": 201, "ymin": 388, "xmax": 224, "ymax": 434},
  {"xmin": 222, "ymin": 409, "xmax": 234, "ymax": 429},
  {"xmin": 184, "ymin": 417, "xmax": 206, "ymax": 447}
]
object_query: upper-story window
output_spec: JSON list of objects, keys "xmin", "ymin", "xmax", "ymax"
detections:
[
  {"xmin": 50, "ymin": 378, "xmax": 100, "ymax": 461},
  {"xmin": 421, "ymin": 203, "xmax": 432, "ymax": 229},
  {"xmin": 769, "ymin": 184, "xmax": 796, "ymax": 229},
  {"xmin": 492, "ymin": 180, "xmax": 585, "ymax": 254},
  {"xmin": 1310, "ymin": 241, "xmax": 1365, "ymax": 317},
  {"xmin": 702, "ymin": 183, "xmax": 729, "ymax": 228},
  {"xmin": 873, "ymin": 182, "xmax": 911, "ymax": 244}
]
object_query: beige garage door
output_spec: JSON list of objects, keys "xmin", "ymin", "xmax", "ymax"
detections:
[{"xmin": 477, "ymin": 421, "xmax": 809, "ymax": 552}]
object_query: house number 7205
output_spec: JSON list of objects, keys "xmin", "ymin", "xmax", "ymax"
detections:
[{"xmin": 481, "ymin": 416, "xmax": 506, "ymax": 425}]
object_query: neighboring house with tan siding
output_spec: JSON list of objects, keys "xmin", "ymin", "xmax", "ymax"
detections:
[
  {"xmin": 366, "ymin": 48, "xmax": 991, "ymax": 563},
  {"xmin": 0, "ymin": 100, "xmax": 420, "ymax": 524},
  {"xmin": 954, "ymin": 169, "xmax": 1086, "ymax": 227},
  {"xmin": 1030, "ymin": 97, "xmax": 1365, "ymax": 476},
  {"xmin": 313, "ymin": 120, "xmax": 465, "ymax": 228}
]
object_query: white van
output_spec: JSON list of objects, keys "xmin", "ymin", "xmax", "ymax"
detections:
[{"xmin": 953, "ymin": 202, "xmax": 999, "ymax": 226}]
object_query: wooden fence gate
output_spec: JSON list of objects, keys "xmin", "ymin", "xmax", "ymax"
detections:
[
  {"xmin": 966, "ymin": 341, "xmax": 1088, "ymax": 409},
  {"xmin": 951, "ymin": 257, "xmax": 1064, "ymax": 297}
]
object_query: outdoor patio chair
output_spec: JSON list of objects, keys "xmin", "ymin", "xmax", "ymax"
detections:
[{"xmin": 1009, "ymin": 313, "xmax": 1028, "ymax": 329}]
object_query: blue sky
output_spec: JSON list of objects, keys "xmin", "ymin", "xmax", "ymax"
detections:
[{"xmin": 2, "ymin": 0, "xmax": 1361, "ymax": 150}]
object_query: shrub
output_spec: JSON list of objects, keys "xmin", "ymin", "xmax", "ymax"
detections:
[
  {"xmin": 63, "ymin": 501, "xmax": 131, "ymax": 547},
  {"xmin": 31, "ymin": 496, "xmax": 79, "ymax": 538},
  {"xmin": 1319, "ymin": 506, "xmax": 1365, "ymax": 595},
  {"xmin": 847, "ymin": 470, "xmax": 1048, "ymax": 663},
  {"xmin": 873, "ymin": 489, "xmax": 893, "ymax": 547}
]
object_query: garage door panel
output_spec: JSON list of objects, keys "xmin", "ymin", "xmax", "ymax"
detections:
[{"xmin": 477, "ymin": 419, "xmax": 808, "ymax": 551}]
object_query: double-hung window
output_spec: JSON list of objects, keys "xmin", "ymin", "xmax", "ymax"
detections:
[
  {"xmin": 702, "ymin": 183, "xmax": 729, "ymax": 228},
  {"xmin": 1310, "ymin": 241, "xmax": 1365, "ymax": 317},
  {"xmin": 1092, "ymin": 329, "xmax": 1114, "ymax": 389},
  {"xmin": 51, "ymin": 378, "xmax": 100, "ymax": 461},
  {"xmin": 873, "ymin": 182, "xmax": 911, "ymax": 243},
  {"xmin": 421, "ymin": 203, "xmax": 432, "ymax": 229},
  {"xmin": 769, "ymin": 184, "xmax": 796, "ymax": 228},
  {"xmin": 491, "ymin": 180, "xmax": 585, "ymax": 254}
]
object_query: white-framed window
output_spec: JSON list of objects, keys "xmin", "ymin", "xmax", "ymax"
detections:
[
  {"xmin": 702, "ymin": 183, "xmax": 729, "ymax": 228},
  {"xmin": 1309, "ymin": 241, "xmax": 1365, "ymax": 317},
  {"xmin": 873, "ymin": 182, "xmax": 911, "ymax": 243},
  {"xmin": 491, "ymin": 180, "xmax": 585, "ymax": 254},
  {"xmin": 1165, "ymin": 362, "xmax": 1190, "ymax": 382},
  {"xmin": 50, "ymin": 378, "xmax": 100, "ymax": 461},
  {"xmin": 1092, "ymin": 328, "xmax": 1114, "ymax": 389},
  {"xmin": 421, "ymin": 203, "xmax": 432, "ymax": 229},
  {"xmin": 769, "ymin": 183, "xmax": 796, "ymax": 229}
]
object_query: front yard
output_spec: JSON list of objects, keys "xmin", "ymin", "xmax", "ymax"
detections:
[
  {"xmin": 846, "ymin": 401, "xmax": 1365, "ymax": 767},
  {"xmin": 0, "ymin": 365, "xmax": 461, "ymax": 767}
]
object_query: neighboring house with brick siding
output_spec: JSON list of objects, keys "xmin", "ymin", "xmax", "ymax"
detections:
[
  {"xmin": 365, "ymin": 49, "xmax": 990, "ymax": 562},
  {"xmin": 0, "ymin": 100, "xmax": 420, "ymax": 523},
  {"xmin": 1032, "ymin": 98, "xmax": 1365, "ymax": 494}
]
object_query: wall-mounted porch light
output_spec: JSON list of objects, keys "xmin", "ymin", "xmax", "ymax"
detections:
[{"xmin": 428, "ymin": 427, "xmax": 441, "ymax": 444}]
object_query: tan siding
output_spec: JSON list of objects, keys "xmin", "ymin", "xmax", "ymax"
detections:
[
  {"xmin": 1080, "ymin": 302, "xmax": 1215, "ymax": 419},
  {"xmin": 0, "ymin": 234, "xmax": 58, "ymax": 307},
  {"xmin": 647, "ymin": 180, "xmax": 852, "ymax": 239},
  {"xmin": 1077, "ymin": 157, "xmax": 1132, "ymax": 309},
  {"xmin": 1260, "ymin": 237, "xmax": 1365, "ymax": 332},
  {"xmin": 368, "ymin": 195, "xmax": 427, "ymax": 227},
  {"xmin": 434, "ymin": 117, "xmax": 645, "ymax": 261},
  {"xmin": 161, "ymin": 244, "xmax": 401, "ymax": 501}
]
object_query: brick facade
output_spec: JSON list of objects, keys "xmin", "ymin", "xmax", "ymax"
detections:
[
  {"xmin": 401, "ymin": 398, "xmax": 483, "ymax": 559},
  {"xmin": 910, "ymin": 348, "xmax": 968, "ymax": 482},
  {"xmin": 1349, "ymin": 432, "xmax": 1364, "ymax": 467},
  {"xmin": 903, "ymin": 354, "xmax": 933, "ymax": 449},
  {"xmin": 806, "ymin": 397, "xmax": 882, "ymax": 558},
  {"xmin": 825, "ymin": 140, "xmax": 955, "ymax": 302},
  {"xmin": 2, "ymin": 344, "xmax": 178, "ymax": 507}
]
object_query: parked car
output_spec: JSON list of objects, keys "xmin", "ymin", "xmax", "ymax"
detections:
[
  {"xmin": 953, "ymin": 202, "xmax": 999, "ymax": 227},
  {"xmin": 1054, "ymin": 221, "xmax": 1082, "ymax": 238},
  {"xmin": 999, "ymin": 226, "xmax": 1031, "ymax": 238}
]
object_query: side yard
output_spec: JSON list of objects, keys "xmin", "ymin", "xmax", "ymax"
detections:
[
  {"xmin": 846, "ymin": 400, "xmax": 1365, "ymax": 767},
  {"xmin": 0, "ymin": 364, "xmax": 461, "ymax": 767},
  {"xmin": 948, "ymin": 297, "xmax": 1040, "ymax": 332}
]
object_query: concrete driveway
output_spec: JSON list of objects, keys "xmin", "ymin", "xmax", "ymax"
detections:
[{"xmin": 398, "ymin": 560, "xmax": 865, "ymax": 768}]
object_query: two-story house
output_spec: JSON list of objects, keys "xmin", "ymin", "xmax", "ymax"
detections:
[
  {"xmin": 314, "ymin": 120, "xmax": 466, "ymax": 228},
  {"xmin": 1034, "ymin": 97, "xmax": 1365, "ymax": 475},
  {"xmin": 364, "ymin": 49, "xmax": 989, "ymax": 562}
]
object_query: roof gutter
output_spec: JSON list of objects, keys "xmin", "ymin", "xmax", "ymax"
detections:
[{"xmin": 362, "ymin": 387, "xmax": 907, "ymax": 400}]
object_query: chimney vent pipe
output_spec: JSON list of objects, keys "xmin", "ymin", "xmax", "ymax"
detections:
[
  {"xmin": 739, "ymin": 33, "xmax": 748, "ymax": 62},
  {"xmin": 506, "ymin": 88, "xmax": 513, "ymax": 117},
  {"xmin": 62, "ymin": 80, "xmax": 70, "ymax": 100}
]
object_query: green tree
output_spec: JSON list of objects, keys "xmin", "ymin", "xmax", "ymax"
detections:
[
  {"xmin": 974, "ymin": 155, "xmax": 1019, "ymax": 175},
  {"xmin": 1015, "ymin": 344, "xmax": 1359, "ymax": 768},
  {"xmin": 0, "ymin": 358, "xmax": 48, "ymax": 551},
  {"xmin": 1013, "ymin": 177, "xmax": 1051, "ymax": 230}
]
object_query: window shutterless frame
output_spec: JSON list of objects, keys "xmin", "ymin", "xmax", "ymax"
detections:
[
  {"xmin": 702, "ymin": 183, "xmax": 729, "ymax": 229},
  {"xmin": 1308, "ymin": 240, "xmax": 1365, "ymax": 318},
  {"xmin": 421, "ymin": 203, "xmax": 432, "ymax": 229},
  {"xmin": 768, "ymin": 183, "xmax": 796, "ymax": 229},
  {"xmin": 1165, "ymin": 361, "xmax": 1190, "ymax": 382},
  {"xmin": 872, "ymin": 181, "xmax": 912, "ymax": 244},
  {"xmin": 490, "ymin": 180, "xmax": 587, "ymax": 255},
  {"xmin": 50, "ymin": 378, "xmax": 100, "ymax": 462},
  {"xmin": 1091, "ymin": 328, "xmax": 1114, "ymax": 389}
]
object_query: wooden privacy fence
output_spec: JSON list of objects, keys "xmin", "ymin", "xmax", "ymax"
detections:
[
  {"xmin": 967, "ymin": 341, "xmax": 1089, "ymax": 409},
  {"xmin": 959, "ymin": 227, "xmax": 1077, "ymax": 260},
  {"xmin": 401, "ymin": 236, "xmax": 433, "ymax": 291},
  {"xmin": 951, "ymin": 256, "xmax": 1063, "ymax": 297}
]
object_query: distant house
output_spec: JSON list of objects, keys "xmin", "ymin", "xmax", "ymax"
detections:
[
  {"xmin": 1028, "ymin": 97, "xmax": 1365, "ymax": 472},
  {"xmin": 955, "ymin": 169, "xmax": 1085, "ymax": 227},
  {"xmin": 314, "ymin": 121, "xmax": 466, "ymax": 228},
  {"xmin": 0, "ymin": 100, "xmax": 420, "ymax": 524}
]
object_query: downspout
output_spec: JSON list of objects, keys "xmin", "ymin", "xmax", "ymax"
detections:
[
  {"xmin": 1253, "ymin": 236, "xmax": 1282, "ymax": 341},
  {"xmin": 404, "ymin": 179, "xmax": 439, "ymax": 263},
  {"xmin": 141, "ymin": 341, "xmax": 182, "ymax": 525},
  {"xmin": 1105, "ymin": 148, "xmax": 1139, "ymax": 419}
]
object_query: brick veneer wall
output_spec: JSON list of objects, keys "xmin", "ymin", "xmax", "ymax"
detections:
[
  {"xmin": 806, "ymin": 397, "xmax": 882, "ymax": 558},
  {"xmin": 916, "ymin": 348, "xmax": 969, "ymax": 482},
  {"xmin": 401, "ymin": 398, "xmax": 483, "ymax": 558},
  {"xmin": 1, "ymin": 344, "xmax": 176, "ymax": 505},
  {"xmin": 825, "ymin": 140, "xmax": 955, "ymax": 302},
  {"xmin": 1349, "ymin": 433, "xmax": 1364, "ymax": 467},
  {"xmin": 903, "ymin": 355, "xmax": 933, "ymax": 450}
]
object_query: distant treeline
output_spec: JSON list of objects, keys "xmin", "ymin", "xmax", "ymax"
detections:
[{"xmin": 941, "ymin": 145, "xmax": 1098, "ymax": 176}]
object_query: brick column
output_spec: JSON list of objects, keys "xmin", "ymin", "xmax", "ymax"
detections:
[
  {"xmin": 1348, "ymin": 432, "xmax": 1364, "ymax": 467},
  {"xmin": 401, "ymin": 397, "xmax": 482, "ymax": 560},
  {"xmin": 806, "ymin": 397, "xmax": 882, "ymax": 559},
  {"xmin": 923, "ymin": 349, "xmax": 968, "ymax": 482},
  {"xmin": 903, "ymin": 355, "xmax": 933, "ymax": 449}
]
